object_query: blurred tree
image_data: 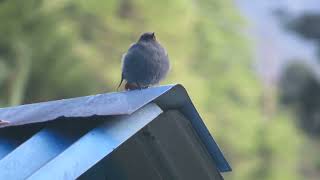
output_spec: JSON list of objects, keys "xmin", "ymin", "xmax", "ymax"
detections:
[
  {"xmin": 0, "ymin": 0, "xmax": 301, "ymax": 179},
  {"xmin": 0, "ymin": 0, "xmax": 106, "ymax": 106},
  {"xmin": 280, "ymin": 13, "xmax": 320, "ymax": 137},
  {"xmin": 279, "ymin": 62, "xmax": 320, "ymax": 137},
  {"xmin": 279, "ymin": 12, "xmax": 320, "ymax": 179},
  {"xmin": 287, "ymin": 13, "xmax": 320, "ymax": 43}
]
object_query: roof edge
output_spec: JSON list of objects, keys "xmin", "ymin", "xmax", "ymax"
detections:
[
  {"xmin": 0, "ymin": 84, "xmax": 231, "ymax": 172},
  {"xmin": 152, "ymin": 84, "xmax": 232, "ymax": 172}
]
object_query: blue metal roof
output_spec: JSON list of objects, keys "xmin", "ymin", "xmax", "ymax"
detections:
[{"xmin": 0, "ymin": 84, "xmax": 231, "ymax": 177}]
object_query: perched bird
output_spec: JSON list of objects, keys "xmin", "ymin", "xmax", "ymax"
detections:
[{"xmin": 118, "ymin": 32, "xmax": 170, "ymax": 90}]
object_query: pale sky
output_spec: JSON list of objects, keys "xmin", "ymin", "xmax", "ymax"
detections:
[{"xmin": 236, "ymin": 0, "xmax": 320, "ymax": 84}]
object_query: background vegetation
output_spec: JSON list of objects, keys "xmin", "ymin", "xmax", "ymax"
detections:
[
  {"xmin": 0, "ymin": 0, "xmax": 316, "ymax": 179},
  {"xmin": 278, "ymin": 12, "xmax": 320, "ymax": 179}
]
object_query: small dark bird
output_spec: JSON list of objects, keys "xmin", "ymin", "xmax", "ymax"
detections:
[{"xmin": 118, "ymin": 32, "xmax": 170, "ymax": 90}]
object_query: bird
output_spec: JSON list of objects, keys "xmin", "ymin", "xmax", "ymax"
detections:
[{"xmin": 118, "ymin": 32, "xmax": 170, "ymax": 90}]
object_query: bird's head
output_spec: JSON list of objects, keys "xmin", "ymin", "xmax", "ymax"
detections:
[{"xmin": 138, "ymin": 32, "xmax": 156, "ymax": 42}]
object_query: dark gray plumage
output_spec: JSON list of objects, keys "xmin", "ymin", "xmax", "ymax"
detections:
[{"xmin": 118, "ymin": 32, "xmax": 170, "ymax": 90}]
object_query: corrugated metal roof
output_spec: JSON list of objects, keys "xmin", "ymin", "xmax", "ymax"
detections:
[
  {"xmin": 0, "ymin": 84, "xmax": 231, "ymax": 177},
  {"xmin": 0, "ymin": 85, "xmax": 173, "ymax": 127}
]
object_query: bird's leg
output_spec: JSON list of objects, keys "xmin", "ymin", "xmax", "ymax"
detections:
[
  {"xmin": 125, "ymin": 82, "xmax": 138, "ymax": 90},
  {"xmin": 125, "ymin": 82, "xmax": 147, "ymax": 90},
  {"xmin": 124, "ymin": 83, "xmax": 131, "ymax": 90}
]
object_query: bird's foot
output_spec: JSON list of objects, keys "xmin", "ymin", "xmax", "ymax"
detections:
[
  {"xmin": 125, "ymin": 83, "xmax": 139, "ymax": 90},
  {"xmin": 125, "ymin": 83, "xmax": 148, "ymax": 91}
]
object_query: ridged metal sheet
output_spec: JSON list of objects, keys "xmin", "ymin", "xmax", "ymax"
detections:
[
  {"xmin": 28, "ymin": 103, "xmax": 162, "ymax": 180},
  {"xmin": 0, "ymin": 84, "xmax": 231, "ymax": 174},
  {"xmin": 0, "ymin": 85, "xmax": 172, "ymax": 127}
]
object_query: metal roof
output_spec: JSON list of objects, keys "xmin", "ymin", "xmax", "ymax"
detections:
[{"xmin": 0, "ymin": 84, "xmax": 231, "ymax": 178}]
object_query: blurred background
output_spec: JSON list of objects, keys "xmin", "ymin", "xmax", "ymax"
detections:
[{"xmin": 0, "ymin": 0, "xmax": 319, "ymax": 179}]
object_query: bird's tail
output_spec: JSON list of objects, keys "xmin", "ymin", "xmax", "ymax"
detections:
[{"xmin": 117, "ymin": 74, "xmax": 124, "ymax": 91}]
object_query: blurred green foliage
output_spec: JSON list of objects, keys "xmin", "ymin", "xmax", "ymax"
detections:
[{"xmin": 0, "ymin": 0, "xmax": 302, "ymax": 179}]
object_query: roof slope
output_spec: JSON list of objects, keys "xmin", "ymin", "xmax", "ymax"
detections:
[{"xmin": 0, "ymin": 84, "xmax": 231, "ymax": 172}]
